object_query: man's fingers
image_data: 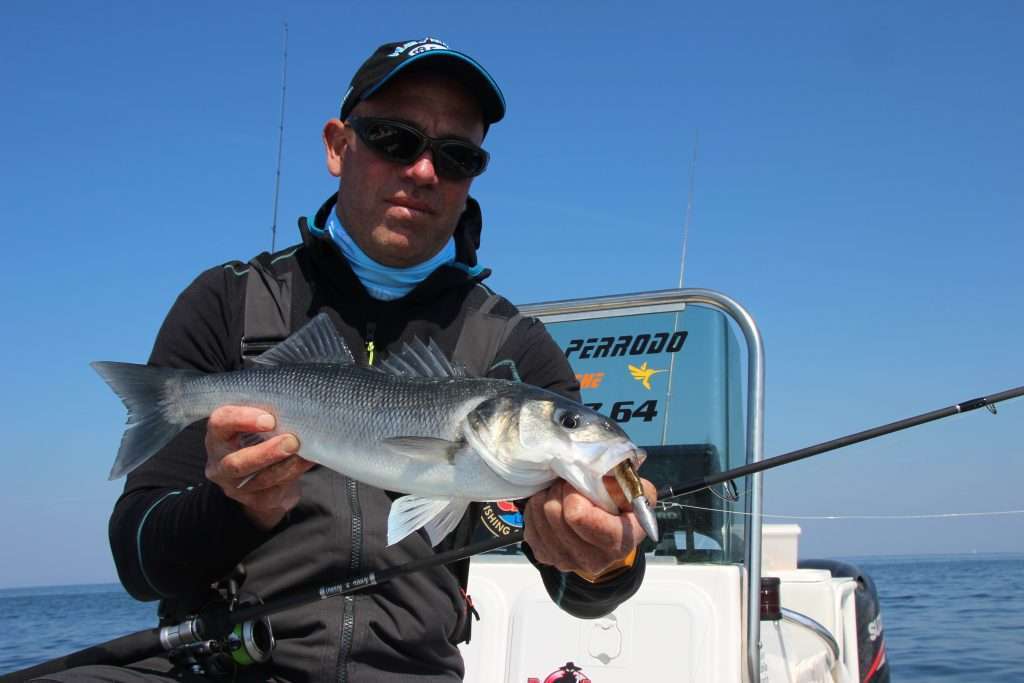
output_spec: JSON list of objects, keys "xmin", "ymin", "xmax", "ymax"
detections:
[
  {"xmin": 211, "ymin": 433, "xmax": 300, "ymax": 481},
  {"xmin": 525, "ymin": 476, "xmax": 657, "ymax": 576},
  {"xmin": 202, "ymin": 410, "xmax": 305, "ymax": 531},
  {"xmin": 207, "ymin": 406, "xmax": 277, "ymax": 444},
  {"xmin": 572, "ymin": 508, "xmax": 641, "ymax": 554},
  {"xmin": 524, "ymin": 489, "xmax": 566, "ymax": 567},
  {"xmin": 522, "ymin": 488, "xmax": 550, "ymax": 545},
  {"xmin": 603, "ymin": 475, "xmax": 630, "ymax": 511},
  {"xmin": 527, "ymin": 483, "xmax": 609, "ymax": 573},
  {"xmin": 562, "ymin": 486, "xmax": 614, "ymax": 537},
  {"xmin": 241, "ymin": 453, "xmax": 315, "ymax": 492},
  {"xmin": 563, "ymin": 486, "xmax": 633, "ymax": 550}
]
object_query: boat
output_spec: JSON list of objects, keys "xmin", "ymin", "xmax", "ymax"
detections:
[
  {"xmin": 2, "ymin": 287, "xmax": 892, "ymax": 683},
  {"xmin": 458, "ymin": 287, "xmax": 889, "ymax": 683}
]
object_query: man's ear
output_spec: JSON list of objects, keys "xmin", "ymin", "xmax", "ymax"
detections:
[{"xmin": 323, "ymin": 119, "xmax": 350, "ymax": 178}]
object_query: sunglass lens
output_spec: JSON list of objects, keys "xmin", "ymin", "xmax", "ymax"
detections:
[
  {"xmin": 439, "ymin": 143, "xmax": 488, "ymax": 178},
  {"xmin": 361, "ymin": 121, "xmax": 423, "ymax": 163},
  {"xmin": 354, "ymin": 118, "xmax": 487, "ymax": 179}
]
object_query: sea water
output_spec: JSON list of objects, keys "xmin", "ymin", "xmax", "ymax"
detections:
[
  {"xmin": 851, "ymin": 553, "xmax": 1023, "ymax": 682},
  {"xmin": 0, "ymin": 583, "xmax": 156, "ymax": 675},
  {"xmin": 1, "ymin": 554, "xmax": 1021, "ymax": 680}
]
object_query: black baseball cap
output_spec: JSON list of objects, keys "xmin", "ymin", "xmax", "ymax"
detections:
[{"xmin": 339, "ymin": 38, "xmax": 505, "ymax": 125}]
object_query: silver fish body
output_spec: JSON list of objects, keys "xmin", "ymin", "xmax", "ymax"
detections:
[
  {"xmin": 174, "ymin": 365, "xmax": 541, "ymax": 501},
  {"xmin": 93, "ymin": 314, "xmax": 652, "ymax": 545}
]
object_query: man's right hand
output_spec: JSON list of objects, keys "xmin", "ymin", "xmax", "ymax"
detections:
[{"xmin": 204, "ymin": 406, "xmax": 314, "ymax": 530}]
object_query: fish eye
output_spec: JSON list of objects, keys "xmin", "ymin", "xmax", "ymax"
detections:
[{"xmin": 558, "ymin": 411, "xmax": 581, "ymax": 429}]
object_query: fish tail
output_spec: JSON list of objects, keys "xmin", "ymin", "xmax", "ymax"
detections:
[{"xmin": 91, "ymin": 361, "xmax": 198, "ymax": 480}]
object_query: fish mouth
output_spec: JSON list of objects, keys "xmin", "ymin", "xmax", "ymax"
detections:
[
  {"xmin": 627, "ymin": 446, "xmax": 646, "ymax": 469},
  {"xmin": 596, "ymin": 442, "xmax": 646, "ymax": 479},
  {"xmin": 550, "ymin": 441, "xmax": 644, "ymax": 514}
]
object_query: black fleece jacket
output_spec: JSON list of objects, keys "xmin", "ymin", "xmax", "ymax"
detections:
[{"xmin": 108, "ymin": 195, "xmax": 645, "ymax": 682}]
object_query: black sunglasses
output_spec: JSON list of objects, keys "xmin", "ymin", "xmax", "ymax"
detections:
[{"xmin": 347, "ymin": 116, "xmax": 489, "ymax": 180}]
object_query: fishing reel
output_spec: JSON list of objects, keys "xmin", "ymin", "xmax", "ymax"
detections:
[
  {"xmin": 161, "ymin": 565, "xmax": 276, "ymax": 678},
  {"xmin": 163, "ymin": 616, "xmax": 274, "ymax": 678}
]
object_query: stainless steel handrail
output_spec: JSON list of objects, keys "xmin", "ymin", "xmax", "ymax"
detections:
[
  {"xmin": 780, "ymin": 608, "xmax": 841, "ymax": 664},
  {"xmin": 523, "ymin": 287, "xmax": 766, "ymax": 683},
  {"xmin": 519, "ymin": 289, "xmax": 689, "ymax": 318}
]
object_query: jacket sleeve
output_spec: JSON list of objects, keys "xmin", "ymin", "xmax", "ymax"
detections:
[
  {"xmin": 108, "ymin": 265, "xmax": 276, "ymax": 602},
  {"xmin": 497, "ymin": 315, "xmax": 646, "ymax": 618}
]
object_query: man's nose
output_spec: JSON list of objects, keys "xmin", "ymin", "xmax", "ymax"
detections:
[{"xmin": 403, "ymin": 150, "xmax": 440, "ymax": 186}]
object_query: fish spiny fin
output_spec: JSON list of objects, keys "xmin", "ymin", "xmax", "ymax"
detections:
[
  {"xmin": 379, "ymin": 352, "xmax": 419, "ymax": 377},
  {"xmin": 428, "ymin": 338, "xmax": 464, "ymax": 376},
  {"xmin": 253, "ymin": 313, "xmax": 355, "ymax": 366},
  {"xmin": 379, "ymin": 337, "xmax": 462, "ymax": 378},
  {"xmin": 387, "ymin": 495, "xmax": 470, "ymax": 546}
]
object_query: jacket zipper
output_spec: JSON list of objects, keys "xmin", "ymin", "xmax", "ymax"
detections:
[
  {"xmin": 338, "ymin": 321, "xmax": 374, "ymax": 681},
  {"xmin": 336, "ymin": 477, "xmax": 363, "ymax": 682},
  {"xmin": 365, "ymin": 321, "xmax": 376, "ymax": 366}
]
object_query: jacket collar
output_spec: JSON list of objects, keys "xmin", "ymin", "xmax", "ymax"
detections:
[{"xmin": 298, "ymin": 193, "xmax": 491, "ymax": 308}]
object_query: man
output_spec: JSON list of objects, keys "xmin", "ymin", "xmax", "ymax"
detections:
[{"xmin": 53, "ymin": 39, "xmax": 654, "ymax": 682}]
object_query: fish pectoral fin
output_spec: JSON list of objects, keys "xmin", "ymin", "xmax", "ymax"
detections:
[
  {"xmin": 387, "ymin": 495, "xmax": 470, "ymax": 547},
  {"xmin": 381, "ymin": 436, "xmax": 462, "ymax": 464}
]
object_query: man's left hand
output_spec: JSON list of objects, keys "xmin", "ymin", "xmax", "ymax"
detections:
[{"xmin": 523, "ymin": 475, "xmax": 657, "ymax": 578}]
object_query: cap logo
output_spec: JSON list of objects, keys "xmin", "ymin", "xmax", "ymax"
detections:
[{"xmin": 387, "ymin": 37, "xmax": 450, "ymax": 58}]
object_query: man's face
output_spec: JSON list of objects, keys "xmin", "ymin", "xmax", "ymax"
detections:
[{"xmin": 323, "ymin": 70, "xmax": 486, "ymax": 268}]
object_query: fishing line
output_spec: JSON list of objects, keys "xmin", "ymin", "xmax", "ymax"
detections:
[
  {"xmin": 660, "ymin": 500, "xmax": 1024, "ymax": 521},
  {"xmin": 8, "ymin": 384, "xmax": 1021, "ymax": 680},
  {"xmin": 708, "ymin": 485, "xmax": 749, "ymax": 502}
]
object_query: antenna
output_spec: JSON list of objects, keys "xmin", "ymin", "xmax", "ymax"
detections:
[
  {"xmin": 677, "ymin": 130, "xmax": 698, "ymax": 288},
  {"xmin": 270, "ymin": 21, "xmax": 289, "ymax": 252},
  {"xmin": 661, "ymin": 131, "xmax": 699, "ymax": 445}
]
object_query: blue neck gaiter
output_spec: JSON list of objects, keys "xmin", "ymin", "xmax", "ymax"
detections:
[{"xmin": 326, "ymin": 209, "xmax": 456, "ymax": 301}]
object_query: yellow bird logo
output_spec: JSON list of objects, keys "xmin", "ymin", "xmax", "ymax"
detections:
[{"xmin": 628, "ymin": 362, "xmax": 666, "ymax": 390}]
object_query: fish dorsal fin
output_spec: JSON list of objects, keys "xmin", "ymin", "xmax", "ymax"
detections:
[
  {"xmin": 379, "ymin": 338, "xmax": 465, "ymax": 378},
  {"xmin": 253, "ymin": 313, "xmax": 356, "ymax": 367}
]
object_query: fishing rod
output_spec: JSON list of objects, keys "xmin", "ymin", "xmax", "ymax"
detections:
[
  {"xmin": 9, "ymin": 384, "xmax": 1024, "ymax": 679},
  {"xmin": 5, "ymin": 384, "xmax": 1021, "ymax": 681},
  {"xmin": 269, "ymin": 21, "xmax": 288, "ymax": 253},
  {"xmin": 655, "ymin": 383, "xmax": 1024, "ymax": 501},
  {"xmin": 2, "ymin": 535, "xmax": 519, "ymax": 682}
]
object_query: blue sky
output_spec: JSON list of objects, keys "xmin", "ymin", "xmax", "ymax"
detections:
[{"xmin": 1, "ymin": 1, "xmax": 1021, "ymax": 587}]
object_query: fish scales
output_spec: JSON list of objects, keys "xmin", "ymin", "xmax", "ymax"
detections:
[{"xmin": 177, "ymin": 364, "xmax": 530, "ymax": 500}]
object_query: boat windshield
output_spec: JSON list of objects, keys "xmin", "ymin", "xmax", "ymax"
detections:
[{"xmin": 477, "ymin": 299, "xmax": 750, "ymax": 565}]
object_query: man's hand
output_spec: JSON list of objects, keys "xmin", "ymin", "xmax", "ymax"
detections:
[
  {"xmin": 523, "ymin": 475, "xmax": 657, "ymax": 579},
  {"xmin": 204, "ymin": 406, "xmax": 315, "ymax": 530}
]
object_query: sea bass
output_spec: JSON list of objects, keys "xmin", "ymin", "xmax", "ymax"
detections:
[{"xmin": 92, "ymin": 314, "xmax": 653, "ymax": 546}]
